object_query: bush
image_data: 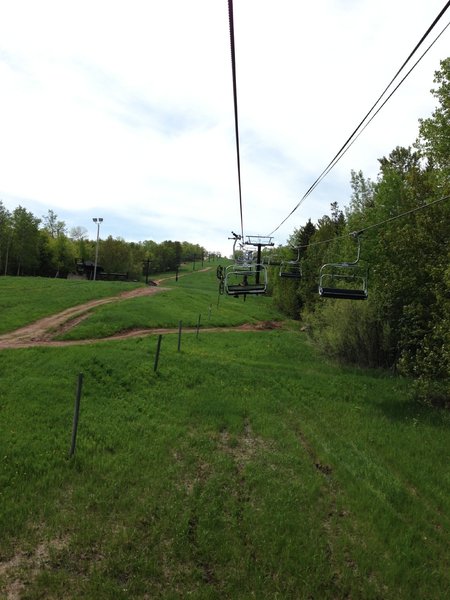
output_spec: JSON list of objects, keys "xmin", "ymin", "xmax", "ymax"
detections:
[{"xmin": 304, "ymin": 299, "xmax": 392, "ymax": 368}]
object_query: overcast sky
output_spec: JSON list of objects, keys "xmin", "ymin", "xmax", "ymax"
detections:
[{"xmin": 0, "ymin": 1, "xmax": 448, "ymax": 256}]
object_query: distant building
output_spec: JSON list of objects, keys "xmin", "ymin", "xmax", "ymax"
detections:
[{"xmin": 75, "ymin": 260, "xmax": 104, "ymax": 280}]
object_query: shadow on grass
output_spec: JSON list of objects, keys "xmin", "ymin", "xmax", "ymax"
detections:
[{"xmin": 376, "ymin": 395, "xmax": 450, "ymax": 429}]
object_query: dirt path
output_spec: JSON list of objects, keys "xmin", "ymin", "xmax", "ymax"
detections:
[
  {"xmin": 0, "ymin": 267, "xmax": 280, "ymax": 349},
  {"xmin": 0, "ymin": 284, "xmax": 172, "ymax": 349},
  {"xmin": 0, "ymin": 321, "xmax": 282, "ymax": 350}
]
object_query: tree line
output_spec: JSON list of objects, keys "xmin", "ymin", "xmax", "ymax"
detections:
[
  {"xmin": 0, "ymin": 205, "xmax": 207, "ymax": 279},
  {"xmin": 269, "ymin": 58, "xmax": 449, "ymax": 406}
]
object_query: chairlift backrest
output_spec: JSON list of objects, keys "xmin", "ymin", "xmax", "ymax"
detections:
[
  {"xmin": 280, "ymin": 246, "xmax": 302, "ymax": 279},
  {"xmin": 318, "ymin": 234, "xmax": 368, "ymax": 300}
]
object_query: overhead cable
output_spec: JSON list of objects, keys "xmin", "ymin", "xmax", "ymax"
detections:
[
  {"xmin": 286, "ymin": 19, "xmax": 450, "ymax": 224},
  {"xmin": 228, "ymin": 0, "xmax": 245, "ymax": 242},
  {"xmin": 296, "ymin": 194, "xmax": 450, "ymax": 250},
  {"xmin": 267, "ymin": 1, "xmax": 450, "ymax": 237}
]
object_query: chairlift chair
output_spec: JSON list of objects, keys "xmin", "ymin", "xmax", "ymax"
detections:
[
  {"xmin": 279, "ymin": 247, "xmax": 302, "ymax": 280},
  {"xmin": 224, "ymin": 263, "xmax": 267, "ymax": 296},
  {"xmin": 319, "ymin": 233, "xmax": 368, "ymax": 300},
  {"xmin": 221, "ymin": 232, "xmax": 269, "ymax": 297}
]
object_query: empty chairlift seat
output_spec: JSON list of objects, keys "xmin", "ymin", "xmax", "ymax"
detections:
[
  {"xmin": 319, "ymin": 268, "xmax": 368, "ymax": 300},
  {"xmin": 279, "ymin": 264, "xmax": 302, "ymax": 279},
  {"xmin": 279, "ymin": 247, "xmax": 302, "ymax": 279},
  {"xmin": 318, "ymin": 233, "xmax": 368, "ymax": 300}
]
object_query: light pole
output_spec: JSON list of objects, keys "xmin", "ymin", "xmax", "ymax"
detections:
[{"xmin": 92, "ymin": 217, "xmax": 103, "ymax": 281}]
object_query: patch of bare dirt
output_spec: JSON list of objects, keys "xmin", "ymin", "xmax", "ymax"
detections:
[
  {"xmin": 256, "ymin": 321, "xmax": 277, "ymax": 330},
  {"xmin": 218, "ymin": 419, "xmax": 272, "ymax": 470},
  {"xmin": 0, "ymin": 538, "xmax": 68, "ymax": 600}
]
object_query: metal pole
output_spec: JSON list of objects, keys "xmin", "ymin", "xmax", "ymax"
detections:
[
  {"xmin": 93, "ymin": 222, "xmax": 99, "ymax": 281},
  {"xmin": 69, "ymin": 373, "xmax": 83, "ymax": 457},
  {"xmin": 154, "ymin": 335, "xmax": 163, "ymax": 372},
  {"xmin": 144, "ymin": 259, "xmax": 150, "ymax": 284},
  {"xmin": 256, "ymin": 243, "xmax": 262, "ymax": 284},
  {"xmin": 93, "ymin": 217, "xmax": 103, "ymax": 281},
  {"xmin": 178, "ymin": 320, "xmax": 182, "ymax": 352}
]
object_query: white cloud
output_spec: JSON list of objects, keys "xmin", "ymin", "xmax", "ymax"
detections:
[{"xmin": 0, "ymin": 0, "xmax": 448, "ymax": 256}]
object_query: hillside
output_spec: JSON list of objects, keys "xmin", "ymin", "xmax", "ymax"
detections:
[{"xmin": 0, "ymin": 268, "xmax": 448, "ymax": 599}]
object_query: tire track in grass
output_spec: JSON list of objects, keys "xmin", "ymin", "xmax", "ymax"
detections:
[
  {"xmin": 170, "ymin": 447, "xmax": 218, "ymax": 589},
  {"xmin": 183, "ymin": 459, "xmax": 219, "ymax": 588},
  {"xmin": 182, "ymin": 421, "xmax": 266, "ymax": 589},
  {"xmin": 292, "ymin": 395, "xmax": 449, "ymax": 550},
  {"xmin": 217, "ymin": 419, "xmax": 266, "ymax": 566},
  {"xmin": 186, "ymin": 514, "xmax": 218, "ymax": 587},
  {"xmin": 289, "ymin": 419, "xmax": 365, "ymax": 596},
  {"xmin": 288, "ymin": 395, "xmax": 449, "ymax": 597}
]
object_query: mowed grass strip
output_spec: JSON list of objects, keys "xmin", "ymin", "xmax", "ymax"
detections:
[{"xmin": 0, "ymin": 329, "xmax": 448, "ymax": 599}]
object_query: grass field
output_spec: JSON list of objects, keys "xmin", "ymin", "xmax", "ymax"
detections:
[
  {"xmin": 56, "ymin": 264, "xmax": 282, "ymax": 341},
  {"xmin": 0, "ymin": 276, "xmax": 143, "ymax": 334},
  {"xmin": 0, "ymin": 268, "xmax": 449, "ymax": 599}
]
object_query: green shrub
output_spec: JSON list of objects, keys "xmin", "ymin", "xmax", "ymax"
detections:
[{"xmin": 304, "ymin": 299, "xmax": 392, "ymax": 368}]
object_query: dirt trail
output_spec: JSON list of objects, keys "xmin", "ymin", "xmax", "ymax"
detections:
[
  {"xmin": 0, "ymin": 267, "xmax": 282, "ymax": 349},
  {"xmin": 0, "ymin": 322, "xmax": 282, "ymax": 350},
  {"xmin": 0, "ymin": 285, "xmax": 170, "ymax": 349},
  {"xmin": 0, "ymin": 267, "xmax": 281, "ymax": 349}
]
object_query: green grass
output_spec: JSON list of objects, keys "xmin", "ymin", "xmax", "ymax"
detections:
[
  {"xmin": 58, "ymin": 266, "xmax": 281, "ymax": 340},
  {"xmin": 0, "ymin": 273, "xmax": 449, "ymax": 599},
  {"xmin": 0, "ymin": 276, "xmax": 143, "ymax": 334}
]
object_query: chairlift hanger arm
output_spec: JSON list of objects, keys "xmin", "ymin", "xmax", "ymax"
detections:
[
  {"xmin": 319, "ymin": 235, "xmax": 363, "ymax": 271},
  {"xmin": 229, "ymin": 231, "xmax": 242, "ymax": 260},
  {"xmin": 287, "ymin": 245, "xmax": 301, "ymax": 262},
  {"xmin": 340, "ymin": 233, "xmax": 362, "ymax": 266}
]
